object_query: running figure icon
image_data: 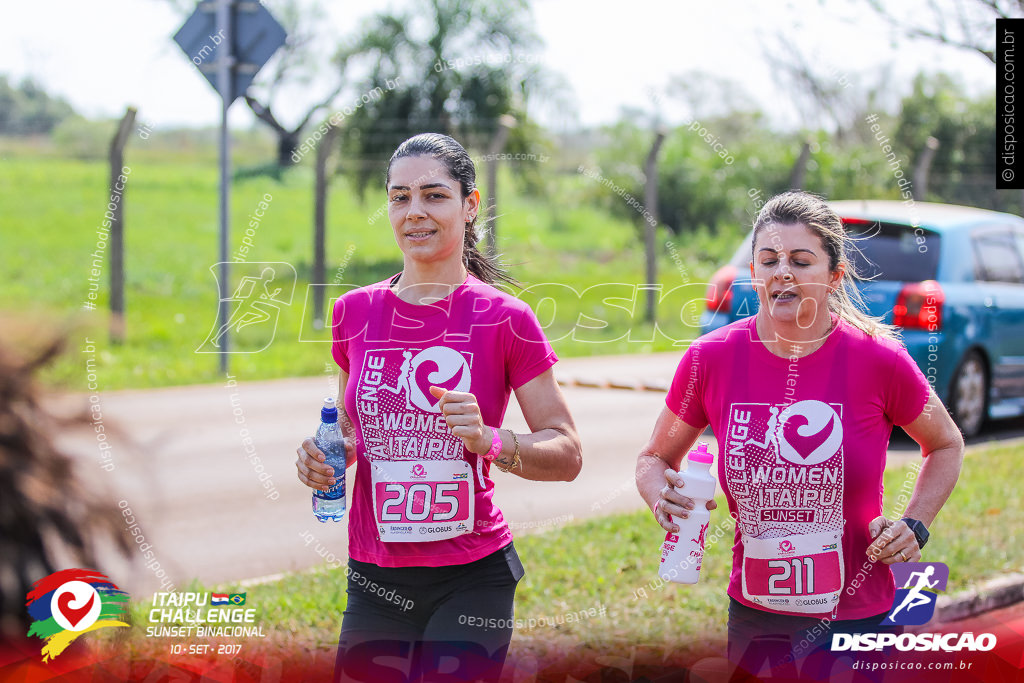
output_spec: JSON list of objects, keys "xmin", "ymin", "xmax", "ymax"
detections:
[
  {"xmin": 209, "ymin": 266, "xmax": 285, "ymax": 348},
  {"xmin": 379, "ymin": 350, "xmax": 415, "ymax": 410},
  {"xmin": 888, "ymin": 565, "xmax": 939, "ymax": 620},
  {"xmin": 197, "ymin": 262, "xmax": 296, "ymax": 354}
]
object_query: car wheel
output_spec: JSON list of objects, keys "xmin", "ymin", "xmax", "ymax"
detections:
[{"xmin": 949, "ymin": 351, "xmax": 987, "ymax": 438}]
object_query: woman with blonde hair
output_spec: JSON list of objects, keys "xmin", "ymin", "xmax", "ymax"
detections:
[{"xmin": 636, "ymin": 191, "xmax": 963, "ymax": 677}]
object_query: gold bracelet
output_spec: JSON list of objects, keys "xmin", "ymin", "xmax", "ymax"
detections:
[{"xmin": 495, "ymin": 429, "xmax": 521, "ymax": 473}]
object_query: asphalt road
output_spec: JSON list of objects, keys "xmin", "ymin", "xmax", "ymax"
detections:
[{"xmin": 53, "ymin": 351, "xmax": 1024, "ymax": 595}]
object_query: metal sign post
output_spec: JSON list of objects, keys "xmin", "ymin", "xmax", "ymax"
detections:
[
  {"xmin": 174, "ymin": 0, "xmax": 286, "ymax": 373},
  {"xmin": 217, "ymin": 0, "xmax": 232, "ymax": 369}
]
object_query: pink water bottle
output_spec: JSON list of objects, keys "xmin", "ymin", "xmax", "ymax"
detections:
[{"xmin": 658, "ymin": 443, "xmax": 716, "ymax": 583}]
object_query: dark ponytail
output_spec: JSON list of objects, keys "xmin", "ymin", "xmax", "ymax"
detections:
[{"xmin": 386, "ymin": 133, "xmax": 518, "ymax": 287}]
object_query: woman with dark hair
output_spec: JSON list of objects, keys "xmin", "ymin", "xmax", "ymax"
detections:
[
  {"xmin": 295, "ymin": 133, "xmax": 582, "ymax": 682},
  {"xmin": 0, "ymin": 334, "xmax": 131, "ymax": 646},
  {"xmin": 635, "ymin": 191, "xmax": 963, "ymax": 678}
]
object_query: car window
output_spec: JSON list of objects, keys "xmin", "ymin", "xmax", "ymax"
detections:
[
  {"xmin": 842, "ymin": 221, "xmax": 941, "ymax": 282},
  {"xmin": 729, "ymin": 222, "xmax": 942, "ymax": 281},
  {"xmin": 973, "ymin": 229, "xmax": 1024, "ymax": 283}
]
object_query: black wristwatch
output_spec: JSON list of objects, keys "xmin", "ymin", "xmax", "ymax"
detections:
[{"xmin": 901, "ymin": 517, "xmax": 930, "ymax": 549}]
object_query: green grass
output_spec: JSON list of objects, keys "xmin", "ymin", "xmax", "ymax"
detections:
[
  {"xmin": 92, "ymin": 440, "xmax": 1023, "ymax": 671},
  {"xmin": 1, "ymin": 151, "xmax": 743, "ymax": 391}
]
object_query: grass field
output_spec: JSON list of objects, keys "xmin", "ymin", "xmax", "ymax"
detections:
[
  {"xmin": 96, "ymin": 440, "xmax": 1023, "ymax": 673},
  {"xmin": 1, "ymin": 149, "xmax": 744, "ymax": 391}
]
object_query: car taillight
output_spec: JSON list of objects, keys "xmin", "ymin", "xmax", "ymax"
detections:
[
  {"xmin": 892, "ymin": 280, "xmax": 944, "ymax": 331},
  {"xmin": 706, "ymin": 264, "xmax": 737, "ymax": 312}
]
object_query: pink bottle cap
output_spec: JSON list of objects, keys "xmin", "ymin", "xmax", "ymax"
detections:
[{"xmin": 688, "ymin": 442, "xmax": 713, "ymax": 464}]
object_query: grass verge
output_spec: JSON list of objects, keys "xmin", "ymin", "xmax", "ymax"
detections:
[{"xmin": 91, "ymin": 440, "xmax": 1023, "ymax": 675}]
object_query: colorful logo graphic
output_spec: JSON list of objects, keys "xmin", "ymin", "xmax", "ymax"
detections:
[
  {"xmin": 884, "ymin": 562, "xmax": 949, "ymax": 625},
  {"xmin": 778, "ymin": 540, "xmax": 795, "ymax": 553},
  {"xmin": 211, "ymin": 592, "xmax": 246, "ymax": 606},
  {"xmin": 26, "ymin": 569, "xmax": 129, "ymax": 661},
  {"xmin": 410, "ymin": 464, "xmax": 427, "ymax": 478}
]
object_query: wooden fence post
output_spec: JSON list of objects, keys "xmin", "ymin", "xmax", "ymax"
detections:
[
  {"xmin": 644, "ymin": 129, "xmax": 666, "ymax": 323},
  {"xmin": 485, "ymin": 114, "xmax": 516, "ymax": 256},
  {"xmin": 313, "ymin": 123, "xmax": 341, "ymax": 328},
  {"xmin": 109, "ymin": 106, "xmax": 137, "ymax": 344}
]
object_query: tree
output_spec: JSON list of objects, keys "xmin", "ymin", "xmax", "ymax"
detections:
[
  {"xmin": 242, "ymin": 0, "xmax": 351, "ymax": 166},
  {"xmin": 336, "ymin": 0, "xmax": 560, "ymax": 196},
  {"xmin": 895, "ymin": 72, "xmax": 1002, "ymax": 209},
  {"xmin": 851, "ymin": 0, "xmax": 1022, "ymax": 64},
  {"xmin": 0, "ymin": 75, "xmax": 75, "ymax": 135}
]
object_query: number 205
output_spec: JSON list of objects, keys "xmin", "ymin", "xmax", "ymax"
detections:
[
  {"xmin": 380, "ymin": 483, "xmax": 461, "ymax": 522},
  {"xmin": 767, "ymin": 557, "xmax": 815, "ymax": 595}
]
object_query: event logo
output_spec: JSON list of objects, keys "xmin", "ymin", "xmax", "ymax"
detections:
[
  {"xmin": 408, "ymin": 346, "xmax": 471, "ymax": 413},
  {"xmin": 26, "ymin": 569, "xmax": 129, "ymax": 661},
  {"xmin": 777, "ymin": 401, "xmax": 842, "ymax": 465},
  {"xmin": 410, "ymin": 464, "xmax": 427, "ymax": 478},
  {"xmin": 883, "ymin": 562, "xmax": 949, "ymax": 626}
]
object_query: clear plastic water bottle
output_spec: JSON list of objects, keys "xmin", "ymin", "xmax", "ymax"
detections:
[
  {"xmin": 659, "ymin": 442, "xmax": 716, "ymax": 583},
  {"xmin": 312, "ymin": 397, "xmax": 347, "ymax": 522}
]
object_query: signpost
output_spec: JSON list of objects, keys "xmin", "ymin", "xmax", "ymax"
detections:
[{"xmin": 174, "ymin": 1, "xmax": 286, "ymax": 372}]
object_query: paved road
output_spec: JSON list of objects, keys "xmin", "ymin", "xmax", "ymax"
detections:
[{"xmin": 54, "ymin": 351, "xmax": 1024, "ymax": 595}]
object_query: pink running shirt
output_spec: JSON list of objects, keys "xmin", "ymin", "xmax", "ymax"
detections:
[
  {"xmin": 331, "ymin": 274, "xmax": 557, "ymax": 567},
  {"xmin": 666, "ymin": 314, "xmax": 930, "ymax": 619}
]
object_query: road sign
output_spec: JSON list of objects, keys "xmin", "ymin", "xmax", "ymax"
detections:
[
  {"xmin": 173, "ymin": 0, "xmax": 286, "ymax": 104},
  {"xmin": 173, "ymin": 1, "xmax": 286, "ymax": 372}
]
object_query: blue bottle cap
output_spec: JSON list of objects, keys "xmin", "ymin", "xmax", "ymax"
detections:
[{"xmin": 321, "ymin": 397, "xmax": 338, "ymax": 423}]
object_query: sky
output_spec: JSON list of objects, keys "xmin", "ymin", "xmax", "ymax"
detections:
[{"xmin": 0, "ymin": 0, "xmax": 997, "ymax": 132}]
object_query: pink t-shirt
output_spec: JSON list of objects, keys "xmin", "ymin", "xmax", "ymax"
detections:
[
  {"xmin": 331, "ymin": 274, "xmax": 557, "ymax": 568},
  {"xmin": 665, "ymin": 314, "xmax": 930, "ymax": 619}
]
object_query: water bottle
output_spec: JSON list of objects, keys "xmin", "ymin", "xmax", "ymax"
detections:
[
  {"xmin": 659, "ymin": 442, "xmax": 716, "ymax": 583},
  {"xmin": 312, "ymin": 397, "xmax": 347, "ymax": 522}
]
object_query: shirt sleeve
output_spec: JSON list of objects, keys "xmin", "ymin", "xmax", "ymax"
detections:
[
  {"xmin": 506, "ymin": 304, "xmax": 558, "ymax": 390},
  {"xmin": 665, "ymin": 341, "xmax": 709, "ymax": 430},
  {"xmin": 330, "ymin": 295, "xmax": 350, "ymax": 374},
  {"xmin": 884, "ymin": 343, "xmax": 931, "ymax": 427}
]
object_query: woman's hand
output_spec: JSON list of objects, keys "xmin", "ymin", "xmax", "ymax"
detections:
[
  {"xmin": 655, "ymin": 468, "xmax": 718, "ymax": 533},
  {"xmin": 430, "ymin": 386, "xmax": 492, "ymax": 455},
  {"xmin": 866, "ymin": 516, "xmax": 922, "ymax": 564},
  {"xmin": 295, "ymin": 437, "xmax": 355, "ymax": 492}
]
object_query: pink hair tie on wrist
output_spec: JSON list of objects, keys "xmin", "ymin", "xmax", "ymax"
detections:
[
  {"xmin": 654, "ymin": 500, "xmax": 662, "ymax": 516},
  {"xmin": 484, "ymin": 427, "xmax": 503, "ymax": 461}
]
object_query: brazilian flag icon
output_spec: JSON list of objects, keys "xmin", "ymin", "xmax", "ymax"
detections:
[{"xmin": 229, "ymin": 593, "xmax": 246, "ymax": 605}]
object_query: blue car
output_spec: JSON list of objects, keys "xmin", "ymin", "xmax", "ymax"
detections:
[{"xmin": 700, "ymin": 200, "xmax": 1024, "ymax": 437}]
